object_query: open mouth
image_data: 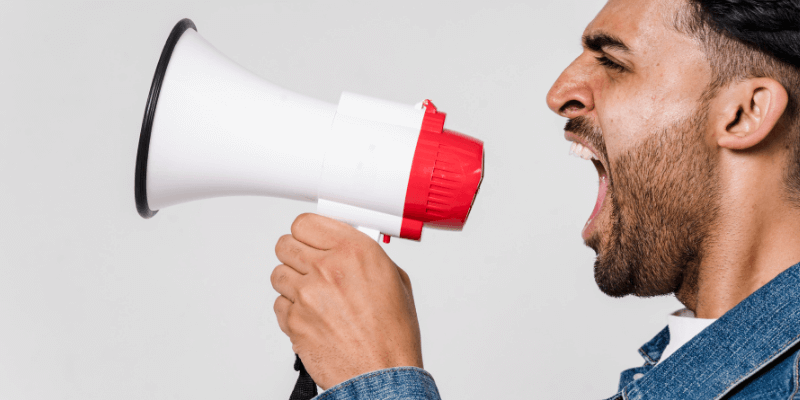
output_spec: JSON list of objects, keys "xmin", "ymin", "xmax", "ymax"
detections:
[{"xmin": 564, "ymin": 132, "xmax": 609, "ymax": 240}]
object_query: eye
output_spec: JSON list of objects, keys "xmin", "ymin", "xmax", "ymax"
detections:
[{"xmin": 595, "ymin": 56, "xmax": 626, "ymax": 73}]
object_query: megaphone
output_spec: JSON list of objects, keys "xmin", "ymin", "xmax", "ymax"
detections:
[{"xmin": 135, "ymin": 19, "xmax": 484, "ymax": 242}]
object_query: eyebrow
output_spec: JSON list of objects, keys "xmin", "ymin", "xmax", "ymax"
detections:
[{"xmin": 582, "ymin": 32, "xmax": 631, "ymax": 53}]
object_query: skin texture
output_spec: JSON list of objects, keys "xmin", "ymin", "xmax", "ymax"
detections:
[
  {"xmin": 273, "ymin": 0, "xmax": 800, "ymax": 389},
  {"xmin": 546, "ymin": 0, "xmax": 799, "ymax": 318},
  {"xmin": 271, "ymin": 214, "xmax": 422, "ymax": 390}
]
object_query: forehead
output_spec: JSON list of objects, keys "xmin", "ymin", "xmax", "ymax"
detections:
[{"xmin": 586, "ymin": 0, "xmax": 688, "ymax": 52}]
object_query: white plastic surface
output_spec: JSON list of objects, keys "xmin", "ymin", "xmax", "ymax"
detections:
[
  {"xmin": 317, "ymin": 198, "xmax": 403, "ymax": 238},
  {"xmin": 147, "ymin": 30, "xmax": 337, "ymax": 210},
  {"xmin": 337, "ymin": 92, "xmax": 426, "ymax": 129},
  {"xmin": 145, "ymin": 30, "xmax": 424, "ymax": 239},
  {"xmin": 317, "ymin": 93, "xmax": 423, "ymax": 217},
  {"xmin": 356, "ymin": 226, "xmax": 381, "ymax": 242}
]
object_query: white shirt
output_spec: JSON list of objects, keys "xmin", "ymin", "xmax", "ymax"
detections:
[{"xmin": 657, "ymin": 308, "xmax": 717, "ymax": 364}]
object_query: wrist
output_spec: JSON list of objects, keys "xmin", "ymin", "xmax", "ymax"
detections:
[{"xmin": 317, "ymin": 367, "xmax": 440, "ymax": 400}]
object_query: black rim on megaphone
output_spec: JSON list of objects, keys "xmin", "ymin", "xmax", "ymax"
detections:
[{"xmin": 135, "ymin": 18, "xmax": 197, "ymax": 219}]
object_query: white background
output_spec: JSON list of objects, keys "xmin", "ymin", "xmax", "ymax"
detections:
[{"xmin": 0, "ymin": 1, "xmax": 682, "ymax": 398}]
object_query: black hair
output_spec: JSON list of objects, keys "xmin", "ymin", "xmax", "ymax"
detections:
[
  {"xmin": 691, "ymin": 0, "xmax": 800, "ymax": 68},
  {"xmin": 676, "ymin": 0, "xmax": 800, "ymax": 203}
]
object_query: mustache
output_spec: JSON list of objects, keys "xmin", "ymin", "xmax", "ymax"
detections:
[{"xmin": 565, "ymin": 116, "xmax": 607, "ymax": 162}]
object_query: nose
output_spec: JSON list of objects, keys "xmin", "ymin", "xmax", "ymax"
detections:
[{"xmin": 546, "ymin": 57, "xmax": 595, "ymax": 119}]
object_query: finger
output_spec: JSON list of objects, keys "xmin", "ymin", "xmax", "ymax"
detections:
[
  {"xmin": 291, "ymin": 213, "xmax": 357, "ymax": 250},
  {"xmin": 275, "ymin": 234, "xmax": 320, "ymax": 275},
  {"xmin": 273, "ymin": 295, "xmax": 293, "ymax": 335},
  {"xmin": 271, "ymin": 264, "xmax": 303, "ymax": 303}
]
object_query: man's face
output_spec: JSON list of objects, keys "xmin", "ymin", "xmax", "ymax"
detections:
[{"xmin": 547, "ymin": 0, "xmax": 721, "ymax": 297}]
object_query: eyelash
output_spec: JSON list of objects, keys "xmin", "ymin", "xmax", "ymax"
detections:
[{"xmin": 595, "ymin": 56, "xmax": 626, "ymax": 72}]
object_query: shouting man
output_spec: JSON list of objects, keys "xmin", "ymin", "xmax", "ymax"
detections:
[{"xmin": 271, "ymin": 0, "xmax": 800, "ymax": 398}]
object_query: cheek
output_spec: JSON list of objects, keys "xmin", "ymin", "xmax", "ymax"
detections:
[
  {"xmin": 597, "ymin": 86, "xmax": 661, "ymax": 160},
  {"xmin": 596, "ymin": 83, "xmax": 699, "ymax": 161},
  {"xmin": 602, "ymin": 71, "xmax": 708, "ymax": 154}
]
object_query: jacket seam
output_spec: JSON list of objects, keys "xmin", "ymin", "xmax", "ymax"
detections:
[
  {"xmin": 790, "ymin": 349, "xmax": 800, "ymax": 400},
  {"xmin": 638, "ymin": 348, "xmax": 657, "ymax": 365},
  {"xmin": 713, "ymin": 332, "xmax": 800, "ymax": 400},
  {"xmin": 316, "ymin": 367, "xmax": 433, "ymax": 399}
]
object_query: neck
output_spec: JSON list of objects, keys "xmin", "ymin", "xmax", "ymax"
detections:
[{"xmin": 676, "ymin": 149, "xmax": 800, "ymax": 319}]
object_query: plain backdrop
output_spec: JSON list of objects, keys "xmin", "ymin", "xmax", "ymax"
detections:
[{"xmin": 0, "ymin": 1, "xmax": 683, "ymax": 398}]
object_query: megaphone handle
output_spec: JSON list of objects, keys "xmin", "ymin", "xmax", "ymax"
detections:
[
  {"xmin": 290, "ymin": 354, "xmax": 318, "ymax": 400},
  {"xmin": 356, "ymin": 226, "xmax": 381, "ymax": 242},
  {"xmin": 315, "ymin": 200, "xmax": 390, "ymax": 243}
]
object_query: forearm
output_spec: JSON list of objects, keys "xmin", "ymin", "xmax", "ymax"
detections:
[{"xmin": 316, "ymin": 367, "xmax": 441, "ymax": 400}]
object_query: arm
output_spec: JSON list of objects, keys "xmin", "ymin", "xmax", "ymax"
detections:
[{"xmin": 271, "ymin": 213, "xmax": 439, "ymax": 398}]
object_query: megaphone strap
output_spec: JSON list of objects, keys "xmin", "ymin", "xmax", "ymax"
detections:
[{"xmin": 290, "ymin": 355, "xmax": 318, "ymax": 400}]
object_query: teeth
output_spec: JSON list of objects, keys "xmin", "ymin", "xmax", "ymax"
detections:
[{"xmin": 569, "ymin": 141, "xmax": 599, "ymax": 161}]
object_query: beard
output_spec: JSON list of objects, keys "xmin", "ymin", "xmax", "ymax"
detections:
[{"xmin": 567, "ymin": 109, "xmax": 720, "ymax": 298}]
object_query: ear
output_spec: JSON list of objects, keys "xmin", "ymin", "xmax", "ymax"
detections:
[{"xmin": 712, "ymin": 78, "xmax": 788, "ymax": 150}]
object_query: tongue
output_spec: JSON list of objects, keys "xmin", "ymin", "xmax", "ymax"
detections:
[{"xmin": 588, "ymin": 175, "xmax": 607, "ymax": 223}]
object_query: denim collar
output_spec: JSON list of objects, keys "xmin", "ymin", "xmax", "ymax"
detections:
[
  {"xmin": 638, "ymin": 326, "xmax": 670, "ymax": 366},
  {"xmin": 621, "ymin": 261, "xmax": 800, "ymax": 400}
]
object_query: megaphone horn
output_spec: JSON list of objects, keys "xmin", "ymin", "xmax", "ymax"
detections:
[{"xmin": 135, "ymin": 18, "xmax": 484, "ymax": 242}]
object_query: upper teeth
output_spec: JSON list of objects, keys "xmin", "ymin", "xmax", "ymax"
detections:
[{"xmin": 570, "ymin": 141, "xmax": 599, "ymax": 161}]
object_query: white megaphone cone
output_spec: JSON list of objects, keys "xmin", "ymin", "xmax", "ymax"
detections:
[{"xmin": 136, "ymin": 19, "xmax": 484, "ymax": 242}]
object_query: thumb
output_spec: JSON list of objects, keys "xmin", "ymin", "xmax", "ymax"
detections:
[{"xmin": 397, "ymin": 266, "xmax": 413, "ymax": 296}]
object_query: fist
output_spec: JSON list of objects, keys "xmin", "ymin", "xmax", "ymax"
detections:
[{"xmin": 271, "ymin": 213, "xmax": 423, "ymax": 390}]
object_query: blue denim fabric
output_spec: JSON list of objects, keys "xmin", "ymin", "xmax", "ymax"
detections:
[
  {"xmin": 613, "ymin": 261, "xmax": 800, "ymax": 400},
  {"xmin": 316, "ymin": 367, "xmax": 440, "ymax": 400},
  {"xmin": 319, "ymin": 262, "xmax": 800, "ymax": 400}
]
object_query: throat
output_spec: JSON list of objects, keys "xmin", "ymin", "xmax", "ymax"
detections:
[{"xmin": 674, "ymin": 264, "xmax": 701, "ymax": 315}]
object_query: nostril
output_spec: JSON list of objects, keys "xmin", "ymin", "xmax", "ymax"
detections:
[{"xmin": 560, "ymin": 100, "xmax": 585, "ymax": 116}]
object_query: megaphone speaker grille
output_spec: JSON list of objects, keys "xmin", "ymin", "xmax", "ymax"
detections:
[{"xmin": 135, "ymin": 18, "xmax": 197, "ymax": 219}]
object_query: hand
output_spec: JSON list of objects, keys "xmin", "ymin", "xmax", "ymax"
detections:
[{"xmin": 271, "ymin": 213, "xmax": 423, "ymax": 390}]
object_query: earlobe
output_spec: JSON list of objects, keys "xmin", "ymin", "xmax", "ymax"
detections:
[{"xmin": 716, "ymin": 78, "xmax": 788, "ymax": 151}]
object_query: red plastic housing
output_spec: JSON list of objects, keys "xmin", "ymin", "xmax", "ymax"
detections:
[{"xmin": 399, "ymin": 100, "xmax": 484, "ymax": 240}]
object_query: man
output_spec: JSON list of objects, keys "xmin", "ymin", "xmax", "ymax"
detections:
[{"xmin": 271, "ymin": 0, "xmax": 800, "ymax": 398}]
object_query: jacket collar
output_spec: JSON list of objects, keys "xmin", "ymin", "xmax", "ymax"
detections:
[
  {"xmin": 623, "ymin": 261, "xmax": 800, "ymax": 400},
  {"xmin": 638, "ymin": 326, "xmax": 669, "ymax": 367}
]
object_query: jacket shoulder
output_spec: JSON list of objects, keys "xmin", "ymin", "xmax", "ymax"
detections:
[{"xmin": 725, "ymin": 344, "xmax": 800, "ymax": 399}]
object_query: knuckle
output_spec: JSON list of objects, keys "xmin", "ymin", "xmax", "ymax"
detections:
[
  {"xmin": 317, "ymin": 260, "xmax": 346, "ymax": 285},
  {"xmin": 291, "ymin": 213, "xmax": 314, "ymax": 234},
  {"xmin": 289, "ymin": 242, "xmax": 303, "ymax": 258},
  {"xmin": 294, "ymin": 286, "xmax": 310, "ymax": 306},
  {"xmin": 273, "ymin": 296, "xmax": 283, "ymax": 314},
  {"xmin": 270, "ymin": 266, "xmax": 286, "ymax": 288},
  {"xmin": 283, "ymin": 310, "xmax": 295, "ymax": 335},
  {"xmin": 295, "ymin": 285, "xmax": 323, "ymax": 311},
  {"xmin": 275, "ymin": 234, "xmax": 292, "ymax": 254},
  {"xmin": 315, "ymin": 256, "xmax": 332, "ymax": 272},
  {"xmin": 285, "ymin": 307, "xmax": 302, "ymax": 335}
]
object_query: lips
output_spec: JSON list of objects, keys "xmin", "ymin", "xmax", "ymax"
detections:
[{"xmin": 564, "ymin": 132, "xmax": 609, "ymax": 240}]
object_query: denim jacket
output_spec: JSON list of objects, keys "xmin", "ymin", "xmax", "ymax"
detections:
[{"xmin": 316, "ymin": 262, "xmax": 800, "ymax": 400}]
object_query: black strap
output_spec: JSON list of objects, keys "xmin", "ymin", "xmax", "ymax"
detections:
[{"xmin": 290, "ymin": 355, "xmax": 318, "ymax": 400}]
